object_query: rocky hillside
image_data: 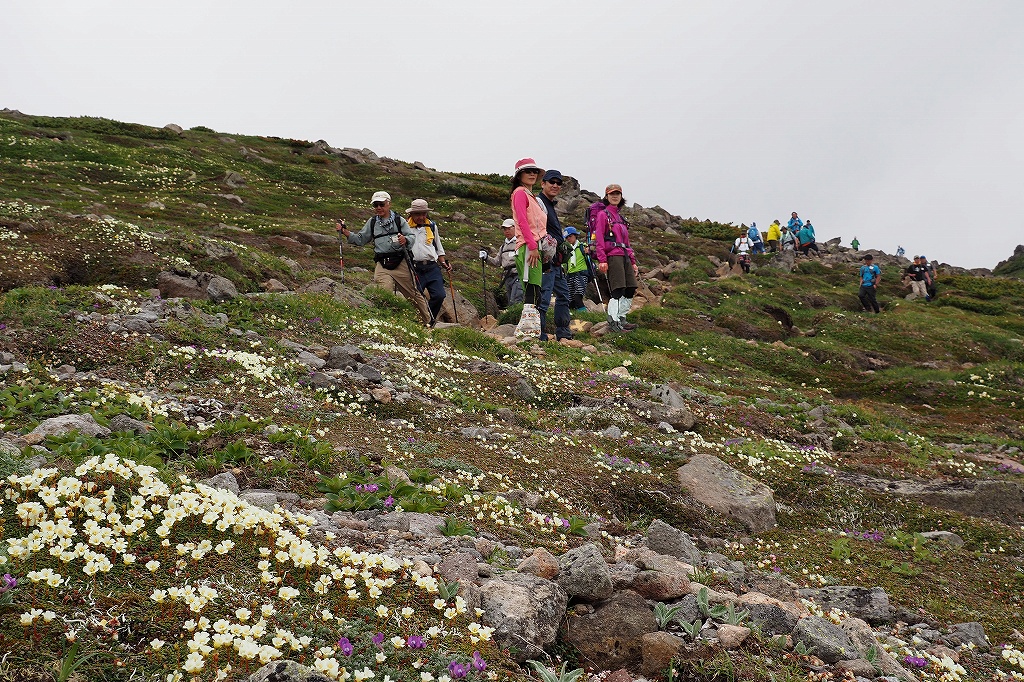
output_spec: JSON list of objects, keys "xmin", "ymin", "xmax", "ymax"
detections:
[{"xmin": 1, "ymin": 111, "xmax": 1023, "ymax": 682}]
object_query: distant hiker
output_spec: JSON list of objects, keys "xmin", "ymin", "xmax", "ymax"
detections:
[
  {"xmin": 850, "ymin": 236, "xmax": 860, "ymax": 251},
  {"xmin": 483, "ymin": 218, "xmax": 523, "ymax": 307},
  {"xmin": 858, "ymin": 254, "xmax": 881, "ymax": 313},
  {"xmin": 405, "ymin": 199, "xmax": 451, "ymax": 325},
  {"xmin": 905, "ymin": 255, "xmax": 932, "ymax": 301},
  {"xmin": 731, "ymin": 232, "xmax": 752, "ymax": 273},
  {"xmin": 780, "ymin": 225, "xmax": 796, "ymax": 252},
  {"xmin": 340, "ymin": 191, "xmax": 431, "ymax": 325},
  {"xmin": 920, "ymin": 255, "xmax": 937, "ymax": 299},
  {"xmin": 896, "ymin": 245, "xmax": 905, "ymax": 258},
  {"xmin": 594, "ymin": 184, "xmax": 639, "ymax": 332},
  {"xmin": 509, "ymin": 158, "xmax": 549, "ymax": 337},
  {"xmin": 787, "ymin": 211, "xmax": 803, "ymax": 232},
  {"xmin": 797, "ymin": 221, "xmax": 819, "ymax": 256},
  {"xmin": 563, "ymin": 227, "xmax": 590, "ymax": 312},
  {"xmin": 747, "ymin": 223, "xmax": 765, "ymax": 254},
  {"xmin": 536, "ymin": 169, "xmax": 573, "ymax": 341},
  {"xmin": 766, "ymin": 220, "xmax": 782, "ymax": 252}
]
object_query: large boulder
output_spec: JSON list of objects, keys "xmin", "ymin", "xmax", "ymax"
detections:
[
  {"xmin": 737, "ymin": 592, "xmax": 804, "ymax": 635},
  {"xmin": 563, "ymin": 589, "xmax": 658, "ymax": 670},
  {"xmin": 676, "ymin": 453, "xmax": 777, "ymax": 532},
  {"xmin": 479, "ymin": 573, "xmax": 567, "ymax": 662},
  {"xmin": 157, "ymin": 271, "xmax": 206, "ymax": 300},
  {"xmin": 792, "ymin": 616, "xmax": 859, "ymax": 664},
  {"xmin": 645, "ymin": 519, "xmax": 702, "ymax": 565},
  {"xmin": 558, "ymin": 543, "xmax": 613, "ymax": 601},
  {"xmin": 199, "ymin": 273, "xmax": 239, "ymax": 302},
  {"xmin": 27, "ymin": 414, "xmax": 111, "ymax": 442},
  {"xmin": 800, "ymin": 586, "xmax": 892, "ymax": 624}
]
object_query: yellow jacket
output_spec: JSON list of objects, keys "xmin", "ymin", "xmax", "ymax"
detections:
[{"xmin": 767, "ymin": 222, "xmax": 782, "ymax": 242}]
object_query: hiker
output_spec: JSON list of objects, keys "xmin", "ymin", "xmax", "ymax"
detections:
[
  {"xmin": 766, "ymin": 220, "xmax": 782, "ymax": 253},
  {"xmin": 787, "ymin": 211, "xmax": 803, "ymax": 232},
  {"xmin": 921, "ymin": 255, "xmax": 937, "ymax": 299},
  {"xmin": 905, "ymin": 255, "xmax": 932, "ymax": 301},
  {"xmin": 747, "ymin": 223, "xmax": 765, "ymax": 254},
  {"xmin": 896, "ymin": 245, "xmax": 905, "ymax": 258},
  {"xmin": 563, "ymin": 226, "xmax": 590, "ymax": 312},
  {"xmin": 509, "ymin": 158, "xmax": 549, "ymax": 337},
  {"xmin": 797, "ymin": 221, "xmax": 819, "ymax": 256},
  {"xmin": 536, "ymin": 169, "xmax": 573, "ymax": 341},
  {"xmin": 731, "ymin": 232, "xmax": 752, "ymax": 273},
  {"xmin": 594, "ymin": 184, "xmax": 639, "ymax": 332},
  {"xmin": 483, "ymin": 218, "xmax": 523, "ymax": 307},
  {"xmin": 405, "ymin": 198, "xmax": 451, "ymax": 325},
  {"xmin": 780, "ymin": 225, "xmax": 796, "ymax": 252},
  {"xmin": 850, "ymin": 236, "xmax": 860, "ymax": 251},
  {"xmin": 340, "ymin": 191, "xmax": 431, "ymax": 325},
  {"xmin": 858, "ymin": 254, "xmax": 881, "ymax": 313}
]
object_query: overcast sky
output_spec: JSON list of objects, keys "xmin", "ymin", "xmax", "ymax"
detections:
[{"xmin": 3, "ymin": 1, "xmax": 1022, "ymax": 269}]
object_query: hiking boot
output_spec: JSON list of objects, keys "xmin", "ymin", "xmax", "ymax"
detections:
[
  {"xmin": 621, "ymin": 322, "xmax": 638, "ymax": 331},
  {"xmin": 606, "ymin": 317, "xmax": 623, "ymax": 333}
]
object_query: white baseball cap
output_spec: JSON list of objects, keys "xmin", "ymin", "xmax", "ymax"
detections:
[
  {"xmin": 501, "ymin": 219, "xmax": 516, "ymax": 229},
  {"xmin": 370, "ymin": 191, "xmax": 391, "ymax": 204}
]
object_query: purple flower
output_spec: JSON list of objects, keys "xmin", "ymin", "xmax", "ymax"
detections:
[
  {"xmin": 903, "ymin": 655, "xmax": 927, "ymax": 669},
  {"xmin": 561, "ymin": 519, "xmax": 570, "ymax": 528},
  {"xmin": 448, "ymin": 661, "xmax": 469, "ymax": 678},
  {"xmin": 472, "ymin": 651, "xmax": 487, "ymax": 672},
  {"xmin": 407, "ymin": 635, "xmax": 425, "ymax": 649},
  {"xmin": 384, "ymin": 496, "xmax": 395, "ymax": 508},
  {"xmin": 337, "ymin": 637, "xmax": 353, "ymax": 656},
  {"xmin": 0, "ymin": 574, "xmax": 15, "ymax": 593},
  {"xmin": 372, "ymin": 632, "xmax": 385, "ymax": 647}
]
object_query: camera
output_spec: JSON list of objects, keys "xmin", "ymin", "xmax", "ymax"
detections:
[{"xmin": 391, "ymin": 235, "xmax": 401, "ymax": 243}]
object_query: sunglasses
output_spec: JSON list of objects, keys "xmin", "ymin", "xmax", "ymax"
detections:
[
  {"xmin": 372, "ymin": 201, "xmax": 387, "ymax": 208},
  {"xmin": 546, "ymin": 179, "xmax": 563, "ymax": 186}
]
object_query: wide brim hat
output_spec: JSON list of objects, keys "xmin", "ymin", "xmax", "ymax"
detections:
[
  {"xmin": 405, "ymin": 198, "xmax": 432, "ymax": 214},
  {"xmin": 513, "ymin": 158, "xmax": 543, "ymax": 174}
]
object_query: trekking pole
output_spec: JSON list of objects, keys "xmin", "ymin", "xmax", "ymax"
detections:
[
  {"xmin": 335, "ymin": 218, "xmax": 346, "ymax": 283},
  {"xmin": 480, "ymin": 257, "xmax": 488, "ymax": 318},
  {"xmin": 446, "ymin": 266, "xmax": 459, "ymax": 323}
]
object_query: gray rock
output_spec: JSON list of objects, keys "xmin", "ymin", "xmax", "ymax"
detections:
[
  {"xmin": 677, "ymin": 453, "xmax": 777, "ymax": 533},
  {"xmin": 513, "ymin": 378, "xmax": 536, "ymax": 401},
  {"xmin": 436, "ymin": 551, "xmax": 481, "ymax": 585},
  {"xmin": 404, "ymin": 512, "xmax": 447, "ymax": 538},
  {"xmin": 603, "ymin": 425, "xmax": 623, "ymax": 439},
  {"xmin": 157, "ymin": 271, "xmax": 206, "ymax": 300},
  {"xmin": 163, "ymin": 124, "xmax": 183, "ymax": 134},
  {"xmin": 202, "ymin": 274, "xmax": 239, "ymax": 302},
  {"xmin": 557, "ymin": 543, "xmax": 613, "ymax": 601},
  {"xmin": 943, "ymin": 621, "xmax": 989, "ymax": 649},
  {"xmin": 28, "ymin": 414, "xmax": 111, "ymax": 440},
  {"xmin": 368, "ymin": 512, "xmax": 411, "ymax": 533},
  {"xmin": 645, "ymin": 519, "xmax": 702, "ymax": 565},
  {"xmin": 651, "ymin": 384, "xmax": 687, "ymax": 408},
  {"xmin": 563, "ymin": 589, "xmax": 658, "ymax": 671},
  {"xmin": 325, "ymin": 345, "xmax": 361, "ymax": 369},
  {"xmin": 792, "ymin": 616, "xmax": 859, "ymax": 664},
  {"xmin": 801, "ymin": 586, "xmax": 891, "ymax": 624},
  {"xmin": 0, "ymin": 439, "xmax": 21, "ymax": 459},
  {"xmin": 356, "ymin": 363, "xmax": 384, "ymax": 383},
  {"xmin": 108, "ymin": 413, "xmax": 150, "ymax": 434},
  {"xmin": 245, "ymin": 660, "xmax": 331, "ymax": 682},
  {"xmin": 919, "ymin": 530, "xmax": 964, "ymax": 548},
  {"xmin": 480, "ymin": 573, "xmax": 568, "ymax": 662},
  {"xmin": 841, "ymin": 618, "xmax": 917, "ymax": 681},
  {"xmin": 200, "ymin": 472, "xmax": 240, "ymax": 496},
  {"xmin": 746, "ymin": 602, "xmax": 798, "ymax": 635},
  {"xmin": 295, "ymin": 351, "xmax": 327, "ymax": 369},
  {"xmin": 239, "ymin": 490, "xmax": 278, "ymax": 511}
]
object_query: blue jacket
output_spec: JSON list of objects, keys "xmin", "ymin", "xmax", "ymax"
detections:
[
  {"xmin": 797, "ymin": 226, "xmax": 815, "ymax": 244},
  {"xmin": 787, "ymin": 216, "xmax": 803, "ymax": 231},
  {"xmin": 859, "ymin": 264, "xmax": 881, "ymax": 286}
]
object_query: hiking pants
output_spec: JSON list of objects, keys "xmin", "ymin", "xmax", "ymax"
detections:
[
  {"xmin": 859, "ymin": 285, "xmax": 880, "ymax": 313},
  {"xmin": 501, "ymin": 268, "xmax": 524, "ymax": 306},
  {"xmin": 800, "ymin": 242, "xmax": 820, "ymax": 256},
  {"xmin": 414, "ymin": 261, "xmax": 447, "ymax": 321},
  {"xmin": 374, "ymin": 262, "xmax": 431, "ymax": 325},
  {"xmin": 567, "ymin": 272, "xmax": 589, "ymax": 309},
  {"xmin": 539, "ymin": 266, "xmax": 572, "ymax": 340},
  {"xmin": 910, "ymin": 280, "xmax": 928, "ymax": 299}
]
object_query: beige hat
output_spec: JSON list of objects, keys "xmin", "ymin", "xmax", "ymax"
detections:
[
  {"xmin": 405, "ymin": 198, "xmax": 432, "ymax": 214},
  {"xmin": 604, "ymin": 183, "xmax": 623, "ymax": 195},
  {"xmin": 370, "ymin": 191, "xmax": 391, "ymax": 204},
  {"xmin": 501, "ymin": 218, "xmax": 516, "ymax": 229}
]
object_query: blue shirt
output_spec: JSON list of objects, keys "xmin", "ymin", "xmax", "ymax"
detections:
[{"xmin": 860, "ymin": 264, "xmax": 881, "ymax": 286}]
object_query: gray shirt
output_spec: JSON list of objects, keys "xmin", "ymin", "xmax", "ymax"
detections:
[{"xmin": 347, "ymin": 211, "xmax": 417, "ymax": 254}]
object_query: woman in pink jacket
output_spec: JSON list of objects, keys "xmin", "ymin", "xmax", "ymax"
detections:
[
  {"xmin": 509, "ymin": 158, "xmax": 548, "ymax": 335},
  {"xmin": 593, "ymin": 184, "xmax": 639, "ymax": 332}
]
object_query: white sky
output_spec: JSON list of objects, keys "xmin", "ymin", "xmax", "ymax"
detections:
[{"xmin": 3, "ymin": 1, "xmax": 1022, "ymax": 269}]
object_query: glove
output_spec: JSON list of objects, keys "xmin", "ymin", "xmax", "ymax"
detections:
[{"xmin": 478, "ymin": 250, "xmax": 488, "ymax": 261}]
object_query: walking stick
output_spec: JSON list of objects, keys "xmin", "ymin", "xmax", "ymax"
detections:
[
  {"xmin": 446, "ymin": 264, "xmax": 458, "ymax": 323},
  {"xmin": 335, "ymin": 218, "xmax": 346, "ymax": 283},
  {"xmin": 480, "ymin": 258, "xmax": 488, "ymax": 318}
]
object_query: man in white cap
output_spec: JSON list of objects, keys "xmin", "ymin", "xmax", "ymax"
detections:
[
  {"xmin": 481, "ymin": 218, "xmax": 523, "ymax": 307},
  {"xmin": 339, "ymin": 191, "xmax": 431, "ymax": 325},
  {"xmin": 405, "ymin": 198, "xmax": 450, "ymax": 325}
]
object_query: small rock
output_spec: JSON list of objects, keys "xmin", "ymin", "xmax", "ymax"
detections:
[
  {"xmin": 517, "ymin": 548, "xmax": 560, "ymax": 580},
  {"xmin": 716, "ymin": 624, "xmax": 751, "ymax": 649}
]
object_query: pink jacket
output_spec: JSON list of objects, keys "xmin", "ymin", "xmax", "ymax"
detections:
[
  {"xmin": 594, "ymin": 204, "xmax": 636, "ymax": 266},
  {"xmin": 511, "ymin": 187, "xmax": 547, "ymax": 251}
]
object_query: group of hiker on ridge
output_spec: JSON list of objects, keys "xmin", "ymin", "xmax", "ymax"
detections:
[{"xmin": 336, "ymin": 165, "xmax": 936, "ymax": 330}]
